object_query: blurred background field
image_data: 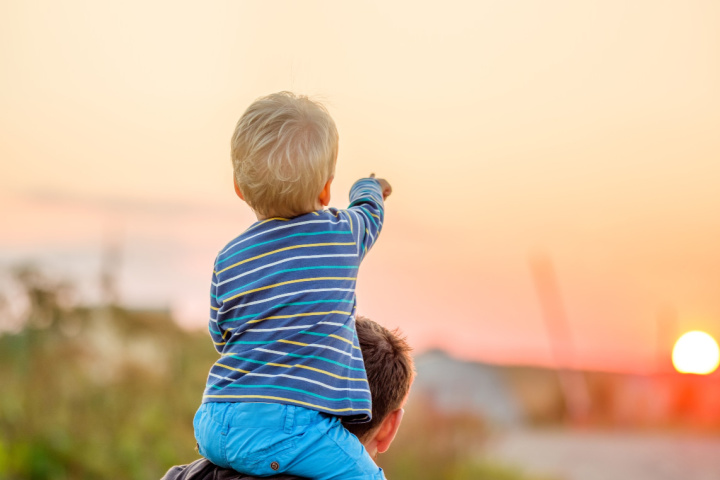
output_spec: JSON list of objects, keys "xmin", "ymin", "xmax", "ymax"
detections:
[
  {"xmin": 3, "ymin": 1, "xmax": 720, "ymax": 479},
  {"xmin": 0, "ymin": 266, "xmax": 558, "ymax": 480},
  {"xmin": 2, "ymin": 265, "xmax": 719, "ymax": 480}
]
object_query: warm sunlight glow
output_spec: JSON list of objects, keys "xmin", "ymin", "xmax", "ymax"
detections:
[{"xmin": 672, "ymin": 331, "xmax": 720, "ymax": 375}]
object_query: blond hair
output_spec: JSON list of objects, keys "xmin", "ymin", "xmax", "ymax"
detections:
[{"xmin": 231, "ymin": 92, "xmax": 339, "ymax": 218}]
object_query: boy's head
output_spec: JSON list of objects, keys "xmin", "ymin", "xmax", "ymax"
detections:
[{"xmin": 231, "ymin": 91, "xmax": 339, "ymax": 218}]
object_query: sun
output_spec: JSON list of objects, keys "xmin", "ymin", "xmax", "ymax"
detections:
[{"xmin": 672, "ymin": 331, "xmax": 720, "ymax": 375}]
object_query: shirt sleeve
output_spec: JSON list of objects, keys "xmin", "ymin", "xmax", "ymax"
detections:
[
  {"xmin": 208, "ymin": 262, "xmax": 225, "ymax": 354},
  {"xmin": 345, "ymin": 177, "xmax": 385, "ymax": 260}
]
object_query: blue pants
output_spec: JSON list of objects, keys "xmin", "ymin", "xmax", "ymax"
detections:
[{"xmin": 194, "ymin": 402, "xmax": 385, "ymax": 480}]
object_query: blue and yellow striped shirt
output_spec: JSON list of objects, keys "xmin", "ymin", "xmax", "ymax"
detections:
[{"xmin": 202, "ymin": 178, "xmax": 384, "ymax": 423}]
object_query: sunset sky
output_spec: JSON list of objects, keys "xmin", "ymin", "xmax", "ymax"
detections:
[{"xmin": 2, "ymin": 0, "xmax": 719, "ymax": 373}]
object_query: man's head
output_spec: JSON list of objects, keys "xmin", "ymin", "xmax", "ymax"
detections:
[
  {"xmin": 231, "ymin": 92, "xmax": 339, "ymax": 219},
  {"xmin": 344, "ymin": 316, "xmax": 414, "ymax": 457},
  {"xmin": 163, "ymin": 317, "xmax": 413, "ymax": 480}
]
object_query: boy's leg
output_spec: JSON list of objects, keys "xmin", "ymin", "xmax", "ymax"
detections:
[
  {"xmin": 279, "ymin": 409, "xmax": 385, "ymax": 480},
  {"xmin": 217, "ymin": 403, "xmax": 384, "ymax": 480},
  {"xmin": 193, "ymin": 403, "xmax": 231, "ymax": 468}
]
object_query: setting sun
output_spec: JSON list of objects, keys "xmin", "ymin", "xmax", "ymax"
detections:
[{"xmin": 672, "ymin": 331, "xmax": 720, "ymax": 375}]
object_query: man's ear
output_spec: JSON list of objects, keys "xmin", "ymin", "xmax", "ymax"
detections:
[
  {"xmin": 318, "ymin": 176, "xmax": 333, "ymax": 207},
  {"xmin": 375, "ymin": 408, "xmax": 404, "ymax": 454},
  {"xmin": 233, "ymin": 177, "xmax": 245, "ymax": 201}
]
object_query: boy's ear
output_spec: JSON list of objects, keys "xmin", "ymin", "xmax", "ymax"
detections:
[
  {"xmin": 233, "ymin": 177, "xmax": 245, "ymax": 201},
  {"xmin": 318, "ymin": 176, "xmax": 333, "ymax": 207}
]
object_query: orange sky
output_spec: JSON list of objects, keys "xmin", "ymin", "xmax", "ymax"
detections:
[{"xmin": 2, "ymin": 0, "xmax": 720, "ymax": 373}]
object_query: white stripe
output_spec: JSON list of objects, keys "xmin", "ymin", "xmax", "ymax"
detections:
[
  {"xmin": 220, "ymin": 287, "xmax": 355, "ymax": 313},
  {"xmin": 226, "ymin": 320, "xmax": 353, "ymax": 335},
  {"xmin": 208, "ymin": 372, "xmax": 369, "ymax": 393},
  {"xmin": 310, "ymin": 344, "xmax": 363, "ymax": 360},
  {"xmin": 366, "ymin": 228, "xmax": 376, "ymax": 245},
  {"xmin": 244, "ymin": 324, "xmax": 313, "ymax": 333},
  {"xmin": 220, "ymin": 218, "xmax": 349, "ymax": 255},
  {"xmin": 317, "ymin": 321, "xmax": 346, "ymax": 327},
  {"xmin": 350, "ymin": 206, "xmax": 378, "ymax": 248},
  {"xmin": 348, "ymin": 209, "xmax": 363, "ymax": 255},
  {"xmin": 254, "ymin": 344, "xmax": 362, "ymax": 361},
  {"xmin": 340, "ymin": 210, "xmax": 353, "ymax": 237},
  {"xmin": 214, "ymin": 254, "xmax": 357, "ymax": 287},
  {"xmin": 255, "ymin": 347, "xmax": 297, "ymax": 357},
  {"xmin": 209, "ymin": 372, "xmax": 236, "ymax": 382}
]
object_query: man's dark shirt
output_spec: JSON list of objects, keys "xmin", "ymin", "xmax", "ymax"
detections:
[{"xmin": 161, "ymin": 458, "xmax": 307, "ymax": 480}]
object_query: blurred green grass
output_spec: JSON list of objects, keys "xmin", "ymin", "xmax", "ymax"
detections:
[{"xmin": 0, "ymin": 266, "xmax": 552, "ymax": 480}]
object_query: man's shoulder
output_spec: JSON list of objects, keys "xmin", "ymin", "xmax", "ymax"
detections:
[{"xmin": 161, "ymin": 458, "xmax": 305, "ymax": 480}]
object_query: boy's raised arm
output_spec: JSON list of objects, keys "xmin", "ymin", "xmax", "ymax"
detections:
[
  {"xmin": 369, "ymin": 173, "xmax": 392, "ymax": 200},
  {"xmin": 345, "ymin": 176, "xmax": 391, "ymax": 259}
]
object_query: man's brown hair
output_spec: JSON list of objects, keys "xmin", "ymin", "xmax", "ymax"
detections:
[{"xmin": 343, "ymin": 316, "xmax": 414, "ymax": 439}]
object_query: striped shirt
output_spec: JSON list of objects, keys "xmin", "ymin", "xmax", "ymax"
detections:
[{"xmin": 202, "ymin": 178, "xmax": 384, "ymax": 423}]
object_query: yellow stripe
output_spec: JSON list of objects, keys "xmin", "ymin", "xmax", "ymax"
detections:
[
  {"xmin": 247, "ymin": 310, "xmax": 352, "ymax": 324},
  {"xmin": 217, "ymin": 242, "xmax": 356, "ymax": 274},
  {"xmin": 213, "ymin": 341, "xmax": 226, "ymax": 346},
  {"xmin": 278, "ymin": 339, "xmax": 309, "ymax": 347},
  {"xmin": 344, "ymin": 211, "xmax": 353, "ymax": 233},
  {"xmin": 218, "ymin": 356, "xmax": 367, "ymax": 382},
  {"xmin": 267, "ymin": 361, "xmax": 367, "ymax": 381},
  {"xmin": 371, "ymin": 213, "xmax": 379, "ymax": 219},
  {"xmin": 202, "ymin": 395, "xmax": 371, "ymax": 413},
  {"xmin": 211, "ymin": 306, "xmax": 220, "ymax": 311},
  {"xmin": 328, "ymin": 333, "xmax": 354, "ymax": 345},
  {"xmin": 224, "ymin": 277, "xmax": 356, "ymax": 302},
  {"xmin": 215, "ymin": 363, "xmax": 250, "ymax": 374}
]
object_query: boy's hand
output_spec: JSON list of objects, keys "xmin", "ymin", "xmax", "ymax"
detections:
[{"xmin": 369, "ymin": 173, "xmax": 392, "ymax": 200}]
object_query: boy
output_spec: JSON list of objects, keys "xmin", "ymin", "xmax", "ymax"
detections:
[{"xmin": 194, "ymin": 92, "xmax": 392, "ymax": 480}]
